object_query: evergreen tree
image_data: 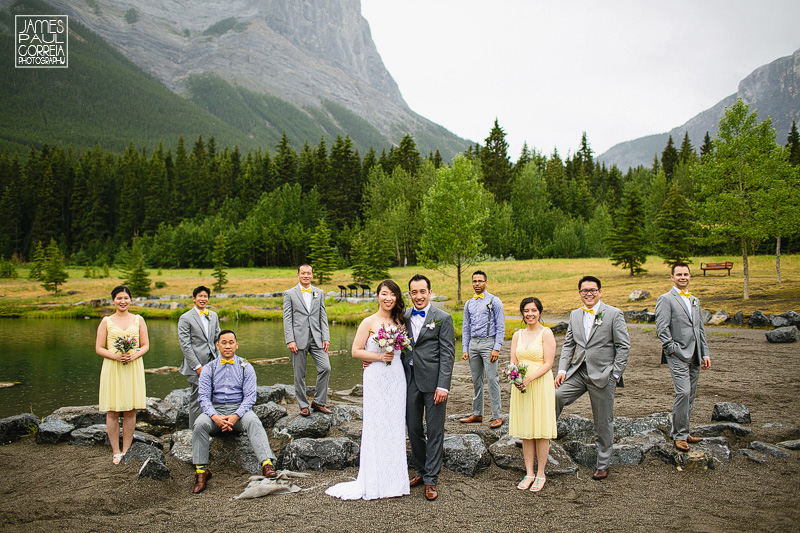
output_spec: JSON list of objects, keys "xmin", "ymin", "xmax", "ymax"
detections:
[
  {"xmin": 120, "ymin": 237, "xmax": 151, "ymax": 297},
  {"xmin": 655, "ymin": 183, "xmax": 694, "ymax": 264},
  {"xmin": 481, "ymin": 119, "xmax": 513, "ymax": 201},
  {"xmin": 576, "ymin": 132, "xmax": 595, "ymax": 184},
  {"xmin": 211, "ymin": 232, "xmax": 228, "ymax": 293},
  {"xmin": 787, "ymin": 120, "xmax": 800, "ymax": 166},
  {"xmin": 325, "ymin": 135, "xmax": 362, "ymax": 229},
  {"xmin": 0, "ymin": 257, "xmax": 18, "ymax": 279},
  {"xmin": 41, "ymin": 239, "xmax": 68, "ymax": 294},
  {"xmin": 29, "ymin": 241, "xmax": 46, "ymax": 280},
  {"xmin": 392, "ymin": 135, "xmax": 422, "ymax": 175},
  {"xmin": 308, "ymin": 219, "xmax": 336, "ymax": 285},
  {"xmin": 296, "ymin": 141, "xmax": 316, "ymax": 194},
  {"xmin": 608, "ymin": 182, "xmax": 648, "ymax": 275},
  {"xmin": 678, "ymin": 132, "xmax": 696, "ymax": 163},
  {"xmin": 274, "ymin": 131, "xmax": 298, "ymax": 187},
  {"xmin": 700, "ymin": 132, "xmax": 714, "ymax": 159},
  {"xmin": 350, "ymin": 231, "xmax": 390, "ymax": 284},
  {"xmin": 661, "ymin": 135, "xmax": 679, "ymax": 180}
]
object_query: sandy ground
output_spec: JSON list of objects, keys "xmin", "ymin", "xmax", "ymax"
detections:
[{"xmin": 1, "ymin": 324, "xmax": 799, "ymax": 532}]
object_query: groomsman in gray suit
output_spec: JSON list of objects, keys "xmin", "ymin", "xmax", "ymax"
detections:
[
  {"xmin": 655, "ymin": 262, "xmax": 711, "ymax": 452},
  {"xmin": 178, "ymin": 286, "xmax": 221, "ymax": 429},
  {"xmin": 555, "ymin": 276, "xmax": 630, "ymax": 480},
  {"xmin": 283, "ymin": 264, "xmax": 331, "ymax": 416},
  {"xmin": 402, "ymin": 274, "xmax": 455, "ymax": 501}
]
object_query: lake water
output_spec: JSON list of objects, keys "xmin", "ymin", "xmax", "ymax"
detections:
[{"xmin": 0, "ymin": 318, "xmax": 363, "ymax": 419}]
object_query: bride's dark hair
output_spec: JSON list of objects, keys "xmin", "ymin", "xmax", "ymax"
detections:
[{"xmin": 376, "ymin": 279, "xmax": 406, "ymax": 326}]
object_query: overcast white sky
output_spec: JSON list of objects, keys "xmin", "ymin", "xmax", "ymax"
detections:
[{"xmin": 360, "ymin": 0, "xmax": 800, "ymax": 160}]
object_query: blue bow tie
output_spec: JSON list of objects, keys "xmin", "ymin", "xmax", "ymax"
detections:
[{"xmin": 411, "ymin": 309, "xmax": 426, "ymax": 317}]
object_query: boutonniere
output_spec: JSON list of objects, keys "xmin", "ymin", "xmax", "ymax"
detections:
[
  {"xmin": 425, "ymin": 319, "xmax": 442, "ymax": 330},
  {"xmin": 594, "ymin": 311, "xmax": 604, "ymax": 327},
  {"xmin": 239, "ymin": 358, "xmax": 248, "ymax": 368},
  {"xmin": 313, "ymin": 291, "xmax": 318, "ymax": 299},
  {"xmin": 692, "ymin": 299, "xmax": 698, "ymax": 307},
  {"xmin": 486, "ymin": 302, "xmax": 493, "ymax": 311}
]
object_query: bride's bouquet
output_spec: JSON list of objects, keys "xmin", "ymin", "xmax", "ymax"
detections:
[
  {"xmin": 375, "ymin": 324, "xmax": 411, "ymax": 365},
  {"xmin": 113, "ymin": 335, "xmax": 138, "ymax": 365},
  {"xmin": 503, "ymin": 363, "xmax": 528, "ymax": 393}
]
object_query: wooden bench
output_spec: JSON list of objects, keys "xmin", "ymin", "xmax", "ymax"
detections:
[{"xmin": 700, "ymin": 261, "xmax": 734, "ymax": 276}]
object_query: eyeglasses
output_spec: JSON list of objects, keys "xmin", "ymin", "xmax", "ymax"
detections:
[{"xmin": 579, "ymin": 289, "xmax": 599, "ymax": 296}]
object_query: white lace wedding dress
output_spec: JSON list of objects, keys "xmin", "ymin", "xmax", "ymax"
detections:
[{"xmin": 325, "ymin": 335, "xmax": 410, "ymax": 500}]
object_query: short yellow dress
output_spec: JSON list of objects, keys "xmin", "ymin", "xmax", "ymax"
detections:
[
  {"xmin": 509, "ymin": 327, "xmax": 557, "ymax": 439},
  {"xmin": 98, "ymin": 316, "xmax": 146, "ymax": 412}
]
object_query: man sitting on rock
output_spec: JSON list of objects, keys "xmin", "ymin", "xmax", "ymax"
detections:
[{"xmin": 192, "ymin": 330, "xmax": 277, "ymax": 493}]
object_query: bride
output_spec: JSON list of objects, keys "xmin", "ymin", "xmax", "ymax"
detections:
[{"xmin": 325, "ymin": 279, "xmax": 410, "ymax": 500}]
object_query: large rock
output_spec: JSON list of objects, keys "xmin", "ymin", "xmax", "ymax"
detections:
[
  {"xmin": 328, "ymin": 405, "xmax": 363, "ymax": 426},
  {"xmin": 256, "ymin": 385, "xmax": 288, "ymax": 405},
  {"xmin": 747, "ymin": 310, "xmax": 770, "ymax": 327},
  {"xmin": 735, "ymin": 449, "xmax": 770, "ymax": 464},
  {"xmin": 772, "ymin": 311, "xmax": 800, "ymax": 328},
  {"xmin": 35, "ymin": 416, "xmax": 75, "ymax": 444},
  {"xmin": 442, "ymin": 433, "xmax": 491, "ymax": 477},
  {"xmin": 711, "ymin": 402, "xmax": 751, "ymax": 424},
  {"xmin": 142, "ymin": 389, "xmax": 190, "ymax": 428},
  {"xmin": 272, "ymin": 413, "xmax": 332, "ymax": 440},
  {"xmin": 0, "ymin": 413, "xmax": 40, "ymax": 444},
  {"xmin": 278, "ymin": 437, "xmax": 359, "ymax": 472},
  {"xmin": 624, "ymin": 310, "xmax": 642, "ymax": 322},
  {"xmin": 169, "ymin": 429, "xmax": 193, "ymax": 464},
  {"xmin": 488, "ymin": 435, "xmax": 578, "ymax": 476},
  {"xmin": 701, "ymin": 309, "xmax": 712, "ymax": 324},
  {"xmin": 777, "ymin": 439, "xmax": 800, "ymax": 450},
  {"xmin": 556, "ymin": 415, "xmax": 595, "ymax": 443},
  {"xmin": 709, "ymin": 310, "xmax": 729, "ymax": 326},
  {"xmin": 747, "ymin": 441, "xmax": 791, "ymax": 458},
  {"xmin": 70, "ymin": 424, "xmax": 163, "ymax": 449},
  {"xmin": 616, "ymin": 429, "xmax": 667, "ymax": 455},
  {"xmin": 651, "ymin": 443, "xmax": 719, "ymax": 470},
  {"xmin": 628, "ymin": 289, "xmax": 650, "ymax": 302},
  {"xmin": 48, "ymin": 405, "xmax": 105, "ymax": 428},
  {"xmin": 729, "ymin": 311, "xmax": 744, "ymax": 326},
  {"xmin": 123, "ymin": 440, "xmax": 166, "ymax": 465},
  {"xmin": 550, "ymin": 322, "xmax": 568, "ymax": 334},
  {"xmin": 138, "ymin": 456, "xmax": 172, "ymax": 481},
  {"xmin": 252, "ymin": 402, "xmax": 288, "ymax": 429},
  {"xmin": 765, "ymin": 326, "xmax": 800, "ymax": 343},
  {"xmin": 691, "ymin": 422, "xmax": 752, "ymax": 438},
  {"xmin": 613, "ymin": 413, "xmax": 673, "ymax": 439},
  {"xmin": 562, "ymin": 441, "xmax": 645, "ymax": 468}
]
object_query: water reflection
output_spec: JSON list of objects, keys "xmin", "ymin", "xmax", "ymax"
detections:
[{"xmin": 0, "ymin": 318, "xmax": 362, "ymax": 418}]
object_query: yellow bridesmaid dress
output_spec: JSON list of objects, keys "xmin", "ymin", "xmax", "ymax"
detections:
[
  {"xmin": 98, "ymin": 316, "xmax": 146, "ymax": 412},
  {"xmin": 509, "ymin": 327, "xmax": 557, "ymax": 439}
]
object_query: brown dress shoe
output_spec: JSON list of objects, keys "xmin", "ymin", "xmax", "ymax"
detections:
[
  {"xmin": 262, "ymin": 462, "xmax": 277, "ymax": 478},
  {"xmin": 686, "ymin": 435, "xmax": 703, "ymax": 443},
  {"xmin": 458, "ymin": 414, "xmax": 483, "ymax": 424},
  {"xmin": 674, "ymin": 440, "xmax": 690, "ymax": 451},
  {"xmin": 299, "ymin": 407, "xmax": 310, "ymax": 416},
  {"xmin": 592, "ymin": 468, "xmax": 609, "ymax": 480},
  {"xmin": 409, "ymin": 475, "xmax": 424, "ymax": 487},
  {"xmin": 424, "ymin": 484, "xmax": 438, "ymax": 500},
  {"xmin": 311, "ymin": 401, "xmax": 332, "ymax": 414},
  {"xmin": 489, "ymin": 418, "xmax": 504, "ymax": 429},
  {"xmin": 192, "ymin": 471, "xmax": 212, "ymax": 493}
]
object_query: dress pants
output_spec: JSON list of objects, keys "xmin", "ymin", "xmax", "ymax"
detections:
[
  {"xmin": 467, "ymin": 336, "xmax": 502, "ymax": 419},
  {"xmin": 406, "ymin": 366, "xmax": 447, "ymax": 486},
  {"xmin": 192, "ymin": 403, "xmax": 276, "ymax": 465},
  {"xmin": 187, "ymin": 373, "xmax": 202, "ymax": 430},
  {"xmin": 292, "ymin": 340, "xmax": 331, "ymax": 409},
  {"xmin": 555, "ymin": 364, "xmax": 617, "ymax": 470},
  {"xmin": 667, "ymin": 356, "xmax": 700, "ymax": 441}
]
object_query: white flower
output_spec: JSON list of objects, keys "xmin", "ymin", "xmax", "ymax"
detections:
[
  {"xmin": 313, "ymin": 292, "xmax": 318, "ymax": 299},
  {"xmin": 595, "ymin": 318, "xmax": 603, "ymax": 326},
  {"xmin": 425, "ymin": 323, "xmax": 436, "ymax": 330}
]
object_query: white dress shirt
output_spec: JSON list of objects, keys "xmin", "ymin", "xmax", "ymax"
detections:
[
  {"xmin": 673, "ymin": 287, "xmax": 693, "ymax": 320},
  {"xmin": 409, "ymin": 302, "xmax": 432, "ymax": 341},
  {"xmin": 298, "ymin": 283, "xmax": 313, "ymax": 310}
]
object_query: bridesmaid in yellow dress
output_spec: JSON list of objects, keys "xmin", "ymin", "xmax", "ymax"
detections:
[
  {"xmin": 509, "ymin": 296, "xmax": 556, "ymax": 492},
  {"xmin": 95, "ymin": 286, "xmax": 149, "ymax": 464}
]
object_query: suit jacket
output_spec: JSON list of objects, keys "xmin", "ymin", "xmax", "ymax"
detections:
[
  {"xmin": 283, "ymin": 285, "xmax": 330, "ymax": 350},
  {"xmin": 401, "ymin": 306, "xmax": 456, "ymax": 393},
  {"xmin": 655, "ymin": 289, "xmax": 709, "ymax": 365},
  {"xmin": 177, "ymin": 308, "xmax": 221, "ymax": 377},
  {"xmin": 558, "ymin": 302, "xmax": 630, "ymax": 388}
]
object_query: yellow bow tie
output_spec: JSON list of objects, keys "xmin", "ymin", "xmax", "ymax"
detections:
[
  {"xmin": 199, "ymin": 309, "xmax": 209, "ymax": 316},
  {"xmin": 582, "ymin": 307, "xmax": 594, "ymax": 315},
  {"xmin": 473, "ymin": 293, "xmax": 484, "ymax": 300},
  {"xmin": 679, "ymin": 290, "xmax": 692, "ymax": 298},
  {"xmin": 220, "ymin": 358, "xmax": 235, "ymax": 365},
  {"xmin": 301, "ymin": 287, "xmax": 312, "ymax": 294}
]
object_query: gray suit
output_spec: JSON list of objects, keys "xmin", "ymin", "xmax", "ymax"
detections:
[
  {"xmin": 178, "ymin": 308, "xmax": 221, "ymax": 428},
  {"xmin": 655, "ymin": 289, "xmax": 710, "ymax": 441},
  {"xmin": 555, "ymin": 302, "xmax": 630, "ymax": 470},
  {"xmin": 402, "ymin": 305, "xmax": 455, "ymax": 486},
  {"xmin": 282, "ymin": 285, "xmax": 331, "ymax": 408}
]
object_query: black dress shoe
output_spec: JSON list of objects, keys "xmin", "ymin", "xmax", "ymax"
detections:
[{"xmin": 592, "ymin": 468, "xmax": 609, "ymax": 480}]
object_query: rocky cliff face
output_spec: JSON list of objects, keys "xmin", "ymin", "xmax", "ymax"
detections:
[
  {"xmin": 599, "ymin": 48, "xmax": 800, "ymax": 170},
  {"xmin": 43, "ymin": 0, "xmax": 467, "ymax": 152}
]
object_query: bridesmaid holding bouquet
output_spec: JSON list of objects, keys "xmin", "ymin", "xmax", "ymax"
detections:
[{"xmin": 95, "ymin": 285, "xmax": 149, "ymax": 464}]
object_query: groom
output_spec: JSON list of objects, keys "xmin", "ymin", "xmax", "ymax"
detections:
[
  {"xmin": 555, "ymin": 276, "xmax": 630, "ymax": 480},
  {"xmin": 402, "ymin": 274, "xmax": 455, "ymax": 501}
]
